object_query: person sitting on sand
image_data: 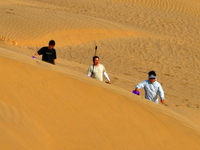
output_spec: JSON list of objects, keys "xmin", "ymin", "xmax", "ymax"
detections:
[
  {"xmin": 87, "ymin": 56, "xmax": 111, "ymax": 84},
  {"xmin": 33, "ymin": 40, "xmax": 57, "ymax": 65},
  {"xmin": 135, "ymin": 71, "xmax": 165, "ymax": 104}
]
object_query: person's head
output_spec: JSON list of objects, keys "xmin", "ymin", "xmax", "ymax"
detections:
[
  {"xmin": 93, "ymin": 56, "xmax": 99, "ymax": 65},
  {"xmin": 148, "ymin": 70, "xmax": 156, "ymax": 83},
  {"xmin": 48, "ymin": 40, "xmax": 55, "ymax": 49}
]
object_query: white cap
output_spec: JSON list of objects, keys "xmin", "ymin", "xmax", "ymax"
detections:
[{"xmin": 149, "ymin": 75, "xmax": 156, "ymax": 79}]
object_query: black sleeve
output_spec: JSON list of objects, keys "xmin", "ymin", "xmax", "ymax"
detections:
[
  {"xmin": 37, "ymin": 47, "xmax": 44, "ymax": 55},
  {"xmin": 54, "ymin": 49, "xmax": 57, "ymax": 59}
]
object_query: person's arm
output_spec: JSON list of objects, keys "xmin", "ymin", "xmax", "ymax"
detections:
[
  {"xmin": 54, "ymin": 50, "xmax": 57, "ymax": 65},
  {"xmin": 33, "ymin": 52, "xmax": 38, "ymax": 57},
  {"xmin": 103, "ymin": 72, "xmax": 111, "ymax": 84},
  {"xmin": 33, "ymin": 47, "xmax": 43, "ymax": 58},
  {"xmin": 102, "ymin": 65, "xmax": 111, "ymax": 84},
  {"xmin": 87, "ymin": 66, "xmax": 92, "ymax": 77},
  {"xmin": 135, "ymin": 81, "xmax": 146, "ymax": 91},
  {"xmin": 158, "ymin": 84, "xmax": 165, "ymax": 104}
]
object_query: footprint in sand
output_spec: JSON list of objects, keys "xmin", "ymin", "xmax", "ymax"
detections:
[
  {"xmin": 196, "ymin": 104, "xmax": 199, "ymax": 108},
  {"xmin": 186, "ymin": 104, "xmax": 190, "ymax": 107}
]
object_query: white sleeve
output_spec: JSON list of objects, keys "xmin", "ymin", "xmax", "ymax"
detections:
[
  {"xmin": 87, "ymin": 66, "xmax": 92, "ymax": 77},
  {"xmin": 136, "ymin": 80, "xmax": 146, "ymax": 89},
  {"xmin": 103, "ymin": 72, "xmax": 110, "ymax": 81},
  {"xmin": 158, "ymin": 84, "xmax": 165, "ymax": 100}
]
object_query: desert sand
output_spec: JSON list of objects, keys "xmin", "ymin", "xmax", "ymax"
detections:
[{"xmin": 0, "ymin": 0, "xmax": 200, "ymax": 149}]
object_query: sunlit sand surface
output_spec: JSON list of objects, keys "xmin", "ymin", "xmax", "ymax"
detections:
[{"xmin": 0, "ymin": 0, "xmax": 200, "ymax": 149}]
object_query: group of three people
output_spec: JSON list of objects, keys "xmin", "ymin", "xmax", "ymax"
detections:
[{"xmin": 33, "ymin": 40, "xmax": 165, "ymax": 104}]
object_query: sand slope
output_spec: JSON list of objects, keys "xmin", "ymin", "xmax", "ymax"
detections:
[
  {"xmin": 0, "ymin": 49, "xmax": 200, "ymax": 149},
  {"xmin": 1, "ymin": 0, "xmax": 199, "ymax": 125},
  {"xmin": 0, "ymin": 0, "xmax": 200, "ymax": 149}
]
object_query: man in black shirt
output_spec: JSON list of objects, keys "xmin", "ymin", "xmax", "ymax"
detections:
[{"xmin": 33, "ymin": 40, "xmax": 57, "ymax": 64}]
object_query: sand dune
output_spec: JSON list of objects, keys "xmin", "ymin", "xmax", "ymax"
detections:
[
  {"xmin": 1, "ymin": 0, "xmax": 200, "ymax": 122},
  {"xmin": 0, "ymin": 0, "xmax": 200, "ymax": 149},
  {"xmin": 2, "ymin": 0, "xmax": 199, "ymax": 47},
  {"xmin": 0, "ymin": 49, "xmax": 200, "ymax": 149}
]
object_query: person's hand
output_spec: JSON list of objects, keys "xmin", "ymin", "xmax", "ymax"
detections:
[
  {"xmin": 161, "ymin": 99, "xmax": 164, "ymax": 104},
  {"xmin": 105, "ymin": 81, "xmax": 111, "ymax": 84},
  {"xmin": 135, "ymin": 88, "xmax": 139, "ymax": 92}
]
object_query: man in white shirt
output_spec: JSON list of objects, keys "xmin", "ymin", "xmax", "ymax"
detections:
[
  {"xmin": 87, "ymin": 56, "xmax": 111, "ymax": 84},
  {"xmin": 135, "ymin": 71, "xmax": 165, "ymax": 104}
]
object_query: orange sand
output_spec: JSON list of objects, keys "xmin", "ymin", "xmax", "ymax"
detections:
[{"xmin": 0, "ymin": 0, "xmax": 200, "ymax": 149}]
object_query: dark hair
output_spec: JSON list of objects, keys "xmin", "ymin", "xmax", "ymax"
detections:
[
  {"xmin": 93, "ymin": 56, "xmax": 99, "ymax": 61},
  {"xmin": 148, "ymin": 71, "xmax": 156, "ymax": 76},
  {"xmin": 49, "ymin": 40, "xmax": 55, "ymax": 46}
]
